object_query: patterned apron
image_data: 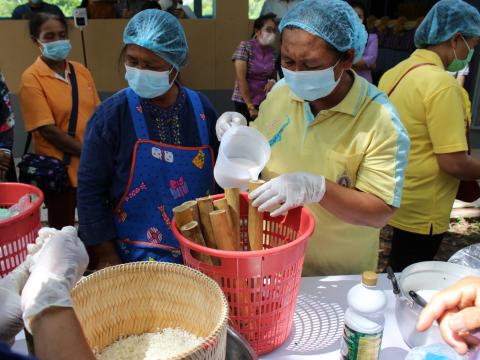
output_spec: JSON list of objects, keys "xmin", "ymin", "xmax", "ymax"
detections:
[{"xmin": 114, "ymin": 88, "xmax": 215, "ymax": 263}]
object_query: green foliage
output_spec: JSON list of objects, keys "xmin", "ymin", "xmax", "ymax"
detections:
[
  {"xmin": 249, "ymin": 0, "xmax": 265, "ymax": 20},
  {"xmin": 0, "ymin": 0, "xmax": 82, "ymax": 18}
]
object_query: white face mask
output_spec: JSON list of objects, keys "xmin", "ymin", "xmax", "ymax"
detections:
[
  {"xmin": 158, "ymin": 0, "xmax": 173, "ymax": 10},
  {"xmin": 124, "ymin": 65, "xmax": 177, "ymax": 99},
  {"xmin": 282, "ymin": 58, "xmax": 342, "ymax": 101},
  {"xmin": 258, "ymin": 31, "xmax": 276, "ymax": 46}
]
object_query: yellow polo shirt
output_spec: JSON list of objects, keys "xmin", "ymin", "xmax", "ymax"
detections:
[
  {"xmin": 252, "ymin": 71, "xmax": 410, "ymax": 275},
  {"xmin": 378, "ymin": 50, "xmax": 468, "ymax": 235}
]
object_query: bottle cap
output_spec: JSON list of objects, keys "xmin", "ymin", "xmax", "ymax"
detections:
[{"xmin": 362, "ymin": 271, "xmax": 377, "ymax": 286}]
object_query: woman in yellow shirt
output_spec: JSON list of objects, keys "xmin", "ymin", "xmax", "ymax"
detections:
[
  {"xmin": 379, "ymin": 0, "xmax": 480, "ymax": 271},
  {"xmin": 19, "ymin": 12, "xmax": 100, "ymax": 229}
]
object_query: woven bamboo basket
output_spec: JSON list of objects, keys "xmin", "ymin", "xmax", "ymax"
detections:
[{"xmin": 71, "ymin": 262, "xmax": 229, "ymax": 360}]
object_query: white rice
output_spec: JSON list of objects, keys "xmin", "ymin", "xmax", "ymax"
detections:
[{"xmin": 96, "ymin": 328, "xmax": 205, "ymax": 360}]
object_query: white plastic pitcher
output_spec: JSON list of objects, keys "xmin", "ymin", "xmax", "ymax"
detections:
[{"xmin": 214, "ymin": 126, "xmax": 271, "ymax": 191}]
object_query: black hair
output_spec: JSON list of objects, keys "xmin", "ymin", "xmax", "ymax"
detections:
[
  {"xmin": 349, "ymin": 1, "xmax": 367, "ymax": 22},
  {"xmin": 141, "ymin": 3, "xmax": 161, "ymax": 10},
  {"xmin": 253, "ymin": 12, "xmax": 277, "ymax": 34},
  {"xmin": 29, "ymin": 12, "xmax": 68, "ymax": 39}
]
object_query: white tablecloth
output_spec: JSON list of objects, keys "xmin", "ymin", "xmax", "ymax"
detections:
[{"xmin": 260, "ymin": 273, "xmax": 409, "ymax": 359}]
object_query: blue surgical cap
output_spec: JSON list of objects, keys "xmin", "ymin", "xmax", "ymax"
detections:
[
  {"xmin": 415, "ymin": 0, "xmax": 480, "ymax": 48},
  {"xmin": 279, "ymin": 0, "xmax": 367, "ymax": 63},
  {"xmin": 123, "ymin": 9, "xmax": 189, "ymax": 69}
]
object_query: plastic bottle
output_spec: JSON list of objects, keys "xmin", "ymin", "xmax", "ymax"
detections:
[{"xmin": 340, "ymin": 271, "xmax": 387, "ymax": 360}]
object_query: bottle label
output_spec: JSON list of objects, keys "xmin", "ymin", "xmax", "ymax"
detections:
[{"xmin": 340, "ymin": 324, "xmax": 383, "ymax": 360}]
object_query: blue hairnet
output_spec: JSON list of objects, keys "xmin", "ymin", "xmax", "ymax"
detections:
[
  {"xmin": 123, "ymin": 9, "xmax": 188, "ymax": 69},
  {"xmin": 279, "ymin": 0, "xmax": 367, "ymax": 63},
  {"xmin": 415, "ymin": 0, "xmax": 480, "ymax": 48}
]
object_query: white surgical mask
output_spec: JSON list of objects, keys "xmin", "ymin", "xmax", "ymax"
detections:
[
  {"xmin": 282, "ymin": 58, "xmax": 342, "ymax": 101},
  {"xmin": 258, "ymin": 31, "xmax": 276, "ymax": 46},
  {"xmin": 125, "ymin": 65, "xmax": 177, "ymax": 99}
]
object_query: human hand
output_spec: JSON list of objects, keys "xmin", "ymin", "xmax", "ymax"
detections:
[
  {"xmin": 0, "ymin": 149, "xmax": 10, "ymax": 170},
  {"xmin": 249, "ymin": 172, "xmax": 326, "ymax": 217},
  {"xmin": 0, "ymin": 258, "xmax": 31, "ymax": 344},
  {"xmin": 22, "ymin": 226, "xmax": 89, "ymax": 333},
  {"xmin": 248, "ymin": 107, "xmax": 259, "ymax": 121},
  {"xmin": 215, "ymin": 111, "xmax": 248, "ymax": 141},
  {"xmin": 416, "ymin": 276, "xmax": 480, "ymax": 355},
  {"xmin": 263, "ymin": 80, "xmax": 275, "ymax": 94},
  {"xmin": 0, "ymin": 149, "xmax": 11, "ymax": 180},
  {"xmin": 87, "ymin": 239, "xmax": 121, "ymax": 270}
]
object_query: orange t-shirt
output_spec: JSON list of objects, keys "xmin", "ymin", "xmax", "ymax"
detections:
[{"xmin": 19, "ymin": 57, "xmax": 100, "ymax": 187}]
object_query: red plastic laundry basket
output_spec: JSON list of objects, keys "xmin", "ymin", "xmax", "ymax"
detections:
[
  {"xmin": 0, "ymin": 183, "xmax": 44, "ymax": 277},
  {"xmin": 173, "ymin": 193, "xmax": 315, "ymax": 355}
]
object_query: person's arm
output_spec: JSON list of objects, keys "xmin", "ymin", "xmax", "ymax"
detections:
[
  {"xmin": 21, "ymin": 227, "xmax": 95, "ymax": 360},
  {"xmin": 11, "ymin": 7, "xmax": 22, "ymax": 20},
  {"xmin": 199, "ymin": 92, "xmax": 220, "ymax": 157},
  {"xmin": 436, "ymin": 152, "xmax": 480, "ymax": 180},
  {"xmin": 234, "ymin": 60, "xmax": 257, "ymax": 118},
  {"xmin": 31, "ymin": 307, "xmax": 96, "ymax": 360},
  {"xmin": 456, "ymin": 75, "xmax": 466, "ymax": 87},
  {"xmin": 37, "ymin": 125, "xmax": 81, "ymax": 156},
  {"xmin": 19, "ymin": 74, "xmax": 81, "ymax": 156},
  {"xmin": 250, "ymin": 93, "xmax": 409, "ymax": 226},
  {"xmin": 417, "ymin": 276, "xmax": 480, "ymax": 355},
  {"xmin": 0, "ymin": 74, "xmax": 14, "ymax": 180},
  {"xmin": 77, "ymin": 111, "xmax": 121, "ymax": 270},
  {"xmin": 427, "ymin": 85, "xmax": 472, "ymax": 179},
  {"xmin": 354, "ymin": 34, "xmax": 378, "ymax": 71},
  {"xmin": 320, "ymin": 181, "xmax": 395, "ymax": 228}
]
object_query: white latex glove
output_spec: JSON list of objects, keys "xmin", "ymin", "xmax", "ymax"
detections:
[
  {"xmin": 249, "ymin": 172, "xmax": 326, "ymax": 217},
  {"xmin": 215, "ymin": 111, "xmax": 248, "ymax": 141},
  {"xmin": 0, "ymin": 258, "xmax": 31, "ymax": 345},
  {"xmin": 22, "ymin": 226, "xmax": 89, "ymax": 333}
]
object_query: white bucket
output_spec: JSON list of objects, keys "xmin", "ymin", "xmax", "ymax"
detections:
[{"xmin": 214, "ymin": 126, "xmax": 271, "ymax": 191}]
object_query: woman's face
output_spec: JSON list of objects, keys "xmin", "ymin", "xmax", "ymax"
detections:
[
  {"xmin": 281, "ymin": 27, "xmax": 352, "ymax": 79},
  {"xmin": 453, "ymin": 34, "xmax": 480, "ymax": 60},
  {"xmin": 354, "ymin": 6, "xmax": 365, "ymax": 24},
  {"xmin": 36, "ymin": 19, "xmax": 68, "ymax": 44},
  {"xmin": 255, "ymin": 19, "xmax": 277, "ymax": 40},
  {"xmin": 125, "ymin": 44, "xmax": 177, "ymax": 81}
]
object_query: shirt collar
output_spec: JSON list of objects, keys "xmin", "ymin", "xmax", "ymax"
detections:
[
  {"xmin": 289, "ymin": 70, "xmax": 365, "ymax": 117},
  {"xmin": 411, "ymin": 49, "xmax": 445, "ymax": 69},
  {"xmin": 34, "ymin": 56, "xmax": 70, "ymax": 79}
]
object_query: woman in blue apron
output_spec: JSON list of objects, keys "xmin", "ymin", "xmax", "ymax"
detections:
[{"xmin": 77, "ymin": 10, "xmax": 219, "ymax": 269}]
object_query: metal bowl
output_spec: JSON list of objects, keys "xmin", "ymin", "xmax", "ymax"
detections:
[
  {"xmin": 396, "ymin": 261, "xmax": 480, "ymax": 348},
  {"xmin": 226, "ymin": 327, "xmax": 257, "ymax": 360}
]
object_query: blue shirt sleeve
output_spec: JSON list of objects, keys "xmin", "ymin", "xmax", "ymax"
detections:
[
  {"xmin": 11, "ymin": 6, "xmax": 24, "ymax": 19},
  {"xmin": 197, "ymin": 91, "xmax": 220, "ymax": 158},
  {"xmin": 0, "ymin": 342, "xmax": 35, "ymax": 360},
  {"xmin": 78, "ymin": 103, "xmax": 119, "ymax": 246}
]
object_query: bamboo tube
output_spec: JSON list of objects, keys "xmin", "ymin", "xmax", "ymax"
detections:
[
  {"xmin": 180, "ymin": 221, "xmax": 213, "ymax": 265},
  {"xmin": 209, "ymin": 210, "xmax": 237, "ymax": 251},
  {"xmin": 196, "ymin": 196, "xmax": 217, "ymax": 249},
  {"xmin": 172, "ymin": 203, "xmax": 194, "ymax": 230},
  {"xmin": 213, "ymin": 198, "xmax": 238, "ymax": 250},
  {"xmin": 224, "ymin": 188, "xmax": 240, "ymax": 248},
  {"xmin": 248, "ymin": 180, "xmax": 265, "ymax": 251},
  {"xmin": 183, "ymin": 200, "xmax": 200, "ymax": 223}
]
